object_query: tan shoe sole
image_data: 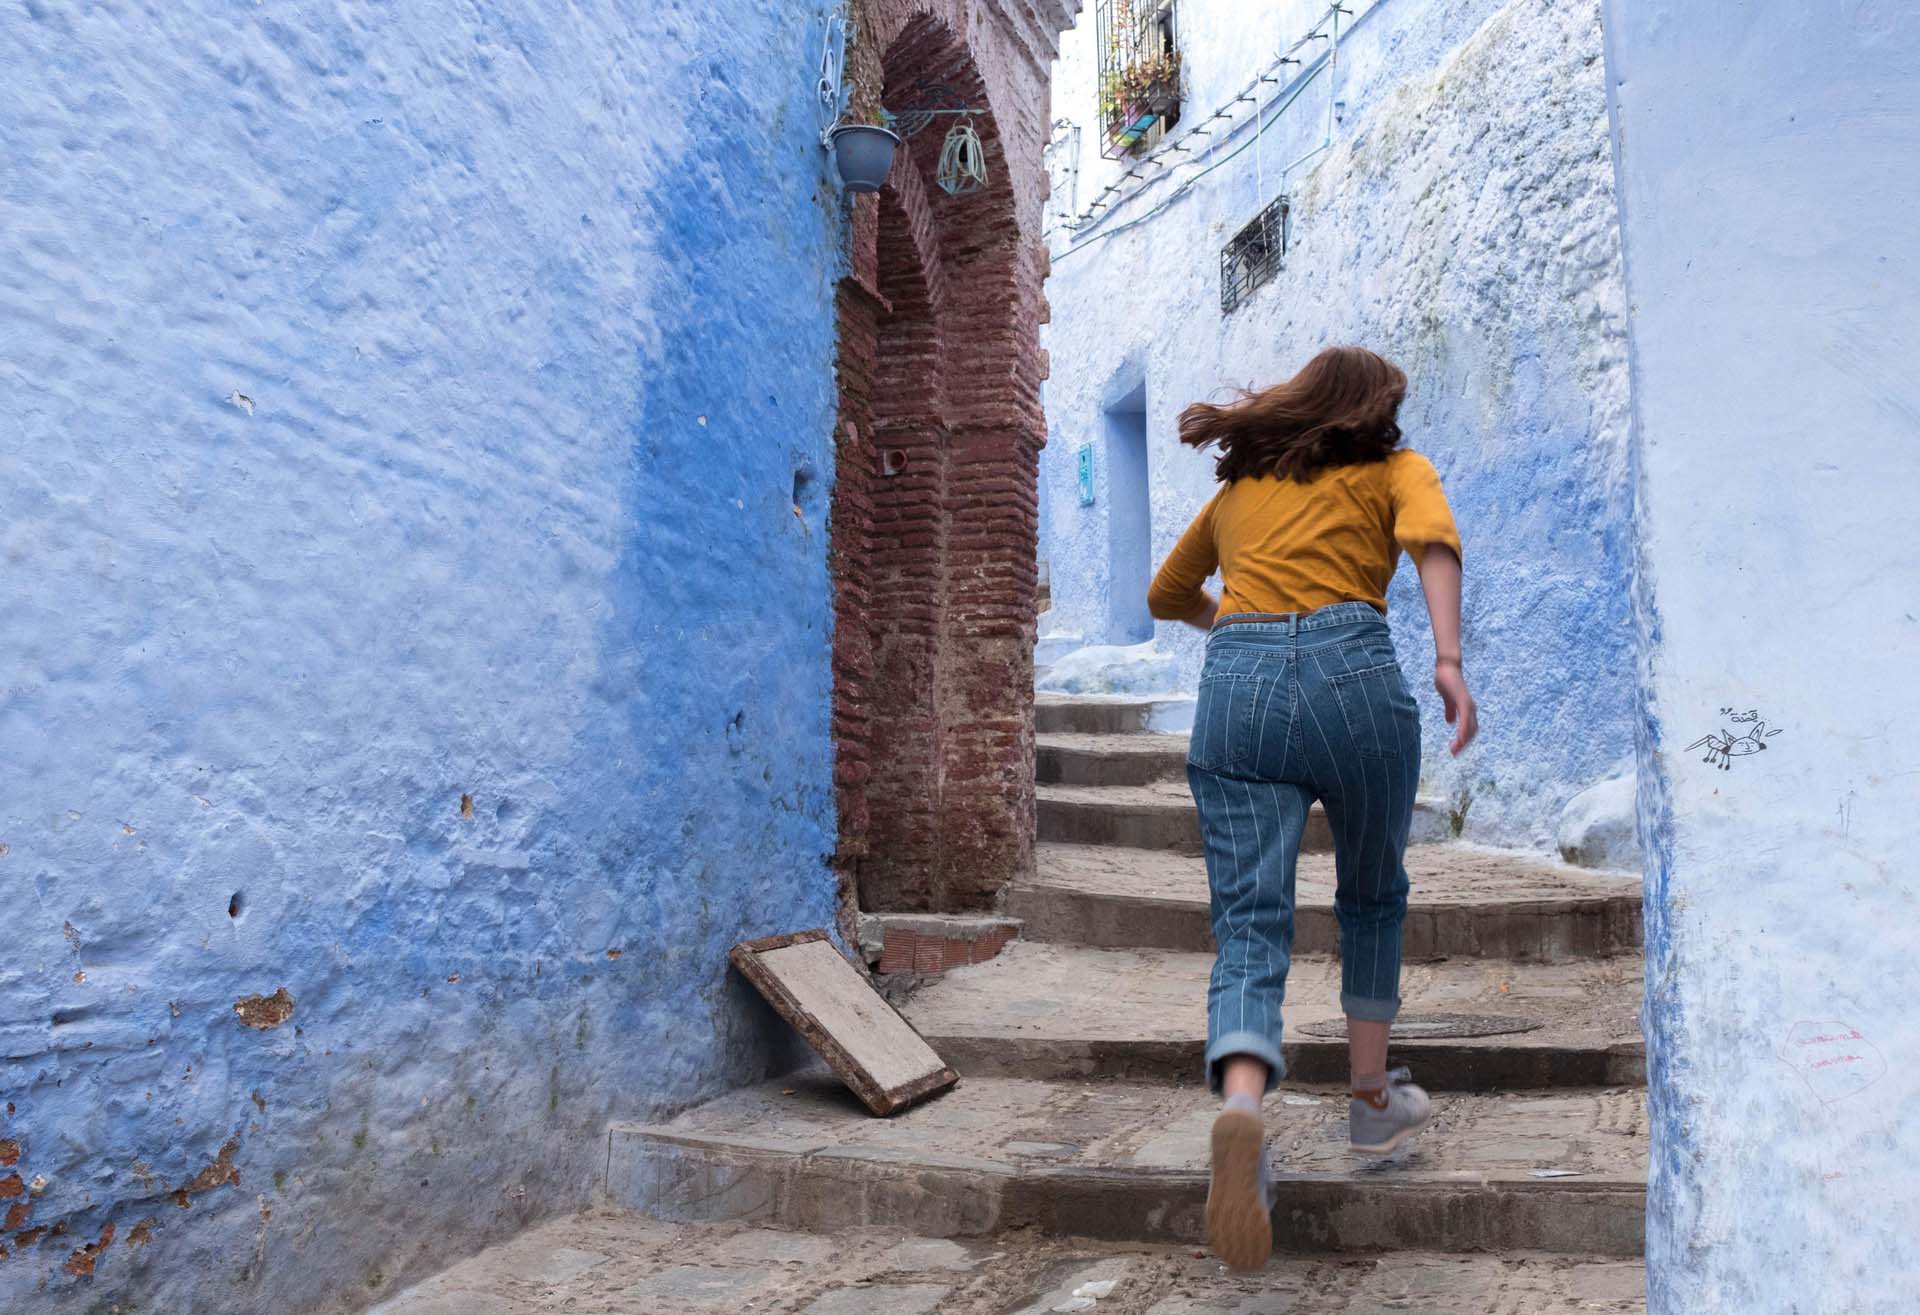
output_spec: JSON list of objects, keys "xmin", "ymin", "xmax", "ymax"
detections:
[{"xmin": 1206, "ymin": 1109, "xmax": 1271, "ymax": 1272}]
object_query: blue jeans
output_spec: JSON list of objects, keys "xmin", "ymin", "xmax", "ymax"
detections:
[{"xmin": 1188, "ymin": 602, "xmax": 1421, "ymax": 1093}]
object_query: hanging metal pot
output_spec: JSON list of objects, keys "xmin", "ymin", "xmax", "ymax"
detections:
[{"xmin": 829, "ymin": 123, "xmax": 901, "ymax": 193}]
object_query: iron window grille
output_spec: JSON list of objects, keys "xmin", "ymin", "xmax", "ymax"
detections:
[
  {"xmin": 1097, "ymin": 0, "xmax": 1182, "ymax": 160},
  {"xmin": 1221, "ymin": 195, "xmax": 1290, "ymax": 314}
]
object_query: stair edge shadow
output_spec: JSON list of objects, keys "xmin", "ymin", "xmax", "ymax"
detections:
[
  {"xmin": 923, "ymin": 1034, "xmax": 1648, "ymax": 1090},
  {"xmin": 604, "ymin": 1125, "xmax": 1646, "ymax": 1257},
  {"xmin": 1004, "ymin": 883, "xmax": 1644, "ymax": 959}
]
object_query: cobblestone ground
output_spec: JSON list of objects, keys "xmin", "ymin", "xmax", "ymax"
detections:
[{"xmin": 370, "ymin": 1210, "xmax": 1646, "ymax": 1314}]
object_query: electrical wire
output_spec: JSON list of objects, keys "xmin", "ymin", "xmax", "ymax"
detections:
[
  {"xmin": 1055, "ymin": 0, "xmax": 1379, "ymax": 264},
  {"xmin": 1054, "ymin": 60, "xmax": 1327, "ymax": 264}
]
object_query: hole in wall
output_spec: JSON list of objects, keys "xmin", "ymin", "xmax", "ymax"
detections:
[
  {"xmin": 791, "ymin": 459, "xmax": 822, "ymax": 527},
  {"xmin": 792, "ymin": 471, "xmax": 812, "ymax": 524},
  {"xmin": 880, "ymin": 449, "xmax": 908, "ymax": 477},
  {"xmin": 228, "ymin": 891, "xmax": 245, "ymax": 920}
]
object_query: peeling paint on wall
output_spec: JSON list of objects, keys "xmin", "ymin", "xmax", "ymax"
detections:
[
  {"xmin": 61, "ymin": 1222, "xmax": 114, "ymax": 1278},
  {"xmin": 233, "ymin": 990, "xmax": 296, "ymax": 1031}
]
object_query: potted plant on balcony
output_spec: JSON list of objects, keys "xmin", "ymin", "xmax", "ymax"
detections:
[
  {"xmin": 1101, "ymin": 49, "xmax": 1182, "ymax": 156},
  {"xmin": 1121, "ymin": 50, "xmax": 1182, "ymax": 117},
  {"xmin": 829, "ymin": 106, "xmax": 901, "ymax": 193}
]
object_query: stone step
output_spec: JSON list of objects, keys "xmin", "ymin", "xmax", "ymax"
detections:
[
  {"xmin": 900, "ymin": 942, "xmax": 1645, "ymax": 1090},
  {"xmin": 607, "ymin": 1073, "xmax": 1646, "ymax": 1257},
  {"xmin": 368, "ymin": 1209, "xmax": 1647, "ymax": 1314},
  {"xmin": 1036, "ymin": 781, "xmax": 1452, "ymax": 854},
  {"xmin": 1036, "ymin": 731, "xmax": 1189, "ymax": 786},
  {"xmin": 1036, "ymin": 692, "xmax": 1195, "ymax": 736},
  {"xmin": 1010, "ymin": 843, "xmax": 1644, "ymax": 961},
  {"xmin": 856, "ymin": 912, "xmax": 1022, "ymax": 976}
]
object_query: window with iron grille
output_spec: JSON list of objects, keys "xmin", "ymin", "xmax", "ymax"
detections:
[
  {"xmin": 1097, "ymin": 0, "xmax": 1181, "ymax": 160},
  {"xmin": 1221, "ymin": 196, "xmax": 1289, "ymax": 314}
]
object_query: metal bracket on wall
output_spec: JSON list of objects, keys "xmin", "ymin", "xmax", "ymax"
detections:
[{"xmin": 817, "ymin": 2, "xmax": 855, "ymax": 147}]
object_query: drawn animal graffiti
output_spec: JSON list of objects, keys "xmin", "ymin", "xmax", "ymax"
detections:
[{"xmin": 1687, "ymin": 708, "xmax": 1783, "ymax": 770}]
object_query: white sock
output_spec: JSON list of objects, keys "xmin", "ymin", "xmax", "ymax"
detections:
[{"xmin": 1223, "ymin": 1092, "xmax": 1262, "ymax": 1116}]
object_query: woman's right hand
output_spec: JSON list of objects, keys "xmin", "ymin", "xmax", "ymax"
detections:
[{"xmin": 1434, "ymin": 661, "xmax": 1478, "ymax": 756}]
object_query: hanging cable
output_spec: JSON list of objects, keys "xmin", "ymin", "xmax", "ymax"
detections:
[
  {"xmin": 1325, "ymin": 5, "xmax": 1342, "ymax": 148},
  {"xmin": 936, "ymin": 116, "xmax": 989, "ymax": 195},
  {"xmin": 1063, "ymin": 0, "xmax": 1380, "ymax": 244},
  {"xmin": 1056, "ymin": 57, "xmax": 1331, "ymax": 263},
  {"xmin": 1202, "ymin": 79, "xmax": 1221, "ymax": 240},
  {"xmin": 1253, "ymin": 55, "xmax": 1268, "ymax": 207}
]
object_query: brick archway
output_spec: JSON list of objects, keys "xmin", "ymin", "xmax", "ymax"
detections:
[{"xmin": 832, "ymin": 3, "xmax": 1060, "ymax": 914}]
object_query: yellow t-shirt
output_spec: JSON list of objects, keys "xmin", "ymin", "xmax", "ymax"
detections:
[{"xmin": 1146, "ymin": 450, "xmax": 1461, "ymax": 621}]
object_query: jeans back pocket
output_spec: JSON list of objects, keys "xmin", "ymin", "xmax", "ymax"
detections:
[
  {"xmin": 1324, "ymin": 650, "xmax": 1417, "ymax": 763},
  {"xmin": 1188, "ymin": 670, "xmax": 1267, "ymax": 775}
]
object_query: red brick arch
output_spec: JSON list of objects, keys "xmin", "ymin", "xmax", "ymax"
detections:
[{"xmin": 831, "ymin": 1, "xmax": 1069, "ymax": 914}]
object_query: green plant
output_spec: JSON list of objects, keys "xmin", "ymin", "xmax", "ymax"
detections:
[
  {"xmin": 1116, "ymin": 49, "xmax": 1181, "ymax": 107},
  {"xmin": 844, "ymin": 101, "xmax": 894, "ymax": 128},
  {"xmin": 1447, "ymin": 785, "xmax": 1473, "ymax": 837}
]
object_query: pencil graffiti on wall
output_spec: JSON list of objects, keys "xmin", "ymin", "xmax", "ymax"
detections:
[{"xmin": 1686, "ymin": 708, "xmax": 1783, "ymax": 770}]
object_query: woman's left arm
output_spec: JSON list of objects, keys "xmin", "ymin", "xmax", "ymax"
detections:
[
  {"xmin": 1148, "ymin": 496, "xmax": 1221, "ymax": 632},
  {"xmin": 1415, "ymin": 544, "xmax": 1478, "ymax": 756}
]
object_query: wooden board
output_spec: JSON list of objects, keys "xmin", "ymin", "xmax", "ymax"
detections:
[{"xmin": 731, "ymin": 929, "xmax": 958, "ymax": 1116}]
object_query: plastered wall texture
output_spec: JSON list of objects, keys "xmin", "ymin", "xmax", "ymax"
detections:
[
  {"xmin": 1039, "ymin": 0, "xmax": 1634, "ymax": 849},
  {"xmin": 1, "ymin": 3, "xmax": 850, "ymax": 1310},
  {"xmin": 1603, "ymin": 2, "xmax": 1920, "ymax": 1310}
]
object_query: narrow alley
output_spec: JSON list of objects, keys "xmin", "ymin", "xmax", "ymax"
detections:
[
  {"xmin": 371, "ymin": 691, "xmax": 1648, "ymax": 1312},
  {"xmin": 5, "ymin": 0, "xmax": 1915, "ymax": 1311}
]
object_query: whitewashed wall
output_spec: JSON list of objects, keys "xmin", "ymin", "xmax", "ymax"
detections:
[
  {"xmin": 1040, "ymin": 0, "xmax": 1634, "ymax": 849},
  {"xmin": 1603, "ymin": 2, "xmax": 1920, "ymax": 1309}
]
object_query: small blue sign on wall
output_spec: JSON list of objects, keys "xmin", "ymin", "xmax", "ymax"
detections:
[{"xmin": 1076, "ymin": 444, "xmax": 1095, "ymax": 506}]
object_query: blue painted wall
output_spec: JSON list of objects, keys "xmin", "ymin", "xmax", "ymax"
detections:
[
  {"xmin": 1604, "ymin": 2, "xmax": 1920, "ymax": 1308},
  {"xmin": 1, "ymin": 3, "xmax": 844, "ymax": 1309}
]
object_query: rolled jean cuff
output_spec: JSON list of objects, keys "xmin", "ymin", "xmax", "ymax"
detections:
[
  {"xmin": 1340, "ymin": 991, "xmax": 1401, "ymax": 1022},
  {"xmin": 1205, "ymin": 1030, "xmax": 1286, "ymax": 1094}
]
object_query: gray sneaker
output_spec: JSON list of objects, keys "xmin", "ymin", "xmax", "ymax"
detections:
[
  {"xmin": 1349, "ymin": 1067, "xmax": 1434, "ymax": 1154},
  {"xmin": 1206, "ymin": 1107, "xmax": 1273, "ymax": 1271}
]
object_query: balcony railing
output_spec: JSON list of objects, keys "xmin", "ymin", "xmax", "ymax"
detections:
[{"xmin": 1097, "ymin": 0, "xmax": 1182, "ymax": 160}]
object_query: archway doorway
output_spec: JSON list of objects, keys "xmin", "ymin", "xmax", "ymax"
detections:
[{"xmin": 829, "ymin": 11, "xmax": 1048, "ymax": 915}]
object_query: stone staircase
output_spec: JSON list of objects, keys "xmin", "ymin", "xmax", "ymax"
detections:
[{"xmin": 603, "ymin": 693, "xmax": 1651, "ymax": 1294}]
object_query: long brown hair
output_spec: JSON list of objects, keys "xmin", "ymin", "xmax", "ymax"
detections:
[{"xmin": 1178, "ymin": 346, "xmax": 1407, "ymax": 483}]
